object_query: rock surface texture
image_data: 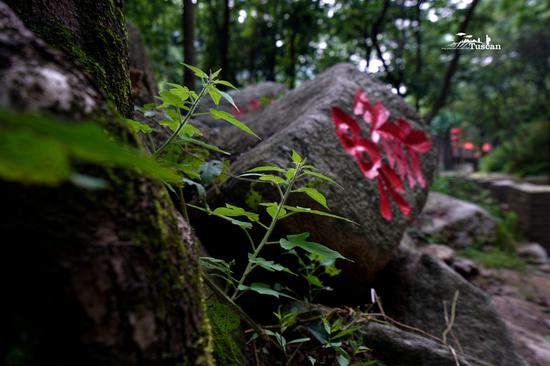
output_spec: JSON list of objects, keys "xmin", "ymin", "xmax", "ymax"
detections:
[
  {"xmin": 0, "ymin": 2, "xmax": 212, "ymax": 364},
  {"xmin": 196, "ymin": 63, "xmax": 437, "ymax": 285},
  {"xmin": 414, "ymin": 192, "xmax": 497, "ymax": 248},
  {"xmin": 374, "ymin": 250, "xmax": 527, "ymax": 366}
]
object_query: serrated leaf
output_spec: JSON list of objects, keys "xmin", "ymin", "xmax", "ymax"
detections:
[
  {"xmin": 279, "ymin": 233, "xmax": 348, "ymax": 261},
  {"xmin": 208, "ymin": 303, "xmax": 240, "ymax": 333},
  {"xmin": 259, "ymin": 174, "xmax": 286, "ymax": 185},
  {"xmin": 183, "ymin": 63, "xmax": 208, "ymax": 79},
  {"xmin": 293, "ymin": 187, "xmax": 328, "ymax": 209},
  {"xmin": 209, "ymin": 109, "xmax": 259, "ymax": 139}
]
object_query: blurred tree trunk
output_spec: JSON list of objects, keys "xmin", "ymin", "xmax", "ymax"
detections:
[
  {"xmin": 183, "ymin": 0, "xmax": 196, "ymax": 89},
  {"xmin": 0, "ymin": 1, "xmax": 212, "ymax": 365}
]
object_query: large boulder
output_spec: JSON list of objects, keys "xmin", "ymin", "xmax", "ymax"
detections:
[
  {"xmin": 196, "ymin": 81, "xmax": 287, "ymax": 129},
  {"xmin": 414, "ymin": 192, "xmax": 497, "ymax": 248},
  {"xmin": 194, "ymin": 63, "xmax": 437, "ymax": 286},
  {"xmin": 359, "ymin": 322, "xmax": 490, "ymax": 366},
  {"xmin": 374, "ymin": 250, "xmax": 527, "ymax": 366}
]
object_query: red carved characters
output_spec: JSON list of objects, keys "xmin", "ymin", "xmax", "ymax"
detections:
[{"xmin": 331, "ymin": 89, "xmax": 432, "ymax": 220}]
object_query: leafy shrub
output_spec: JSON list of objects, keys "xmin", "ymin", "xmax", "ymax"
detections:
[{"xmin": 481, "ymin": 121, "xmax": 549, "ymax": 177}]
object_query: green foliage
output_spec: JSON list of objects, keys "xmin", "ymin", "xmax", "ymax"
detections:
[
  {"xmin": 198, "ymin": 151, "xmax": 350, "ymax": 303},
  {"xmin": 0, "ymin": 109, "xmax": 179, "ymax": 186},
  {"xmin": 481, "ymin": 121, "xmax": 549, "ymax": 177},
  {"xmin": 460, "ymin": 246, "xmax": 526, "ymax": 270}
]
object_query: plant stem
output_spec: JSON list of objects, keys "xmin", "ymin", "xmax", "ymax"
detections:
[
  {"xmin": 230, "ymin": 163, "xmax": 302, "ymax": 300},
  {"xmin": 153, "ymin": 84, "xmax": 209, "ymax": 157}
]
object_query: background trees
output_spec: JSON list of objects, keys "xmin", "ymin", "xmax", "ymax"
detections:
[{"xmin": 125, "ymin": 0, "xmax": 549, "ymax": 175}]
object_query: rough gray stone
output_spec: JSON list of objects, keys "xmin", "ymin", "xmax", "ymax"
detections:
[
  {"xmin": 195, "ymin": 63, "xmax": 437, "ymax": 285},
  {"xmin": 374, "ymin": 251, "xmax": 527, "ymax": 366},
  {"xmin": 414, "ymin": 192, "xmax": 497, "ymax": 248},
  {"xmin": 360, "ymin": 322, "xmax": 490, "ymax": 366},
  {"xmin": 517, "ymin": 243, "xmax": 548, "ymax": 264}
]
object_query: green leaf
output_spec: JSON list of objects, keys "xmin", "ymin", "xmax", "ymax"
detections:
[
  {"xmin": 126, "ymin": 119, "xmax": 153, "ymax": 134},
  {"xmin": 285, "ymin": 168, "xmax": 296, "ymax": 181},
  {"xmin": 207, "ymin": 85, "xmax": 222, "ymax": 105},
  {"xmin": 210, "ymin": 68, "xmax": 222, "ymax": 79},
  {"xmin": 246, "ymin": 166, "xmax": 286, "ymax": 174},
  {"xmin": 336, "ymin": 355, "xmax": 350, "ymax": 366},
  {"xmin": 209, "ymin": 109, "xmax": 259, "ymax": 139},
  {"xmin": 303, "ymin": 170, "xmax": 342, "ymax": 188},
  {"xmin": 249, "ymin": 255, "xmax": 295, "ymax": 274},
  {"xmin": 213, "ymin": 204, "xmax": 259, "ymax": 222},
  {"xmin": 159, "ymin": 90, "xmax": 186, "ymax": 108},
  {"xmin": 291, "ymin": 150, "xmax": 302, "ymax": 165},
  {"xmin": 282, "ymin": 206, "xmax": 357, "ymax": 224},
  {"xmin": 218, "ymin": 89, "xmax": 239, "ymax": 111},
  {"xmin": 259, "ymin": 174, "xmax": 286, "ymax": 185},
  {"xmin": 207, "ymin": 303, "xmax": 240, "ymax": 334},
  {"xmin": 238, "ymin": 283, "xmax": 293, "ymax": 299},
  {"xmin": 159, "ymin": 119, "xmax": 178, "ymax": 132},
  {"xmin": 279, "ymin": 233, "xmax": 348, "ymax": 261},
  {"xmin": 306, "ymin": 273, "xmax": 324, "ymax": 288},
  {"xmin": 215, "ymin": 80, "xmax": 238, "ymax": 89},
  {"xmin": 182, "ymin": 63, "xmax": 208, "ymax": 79},
  {"xmin": 293, "ymin": 187, "xmax": 328, "ymax": 209},
  {"xmin": 200, "ymin": 256, "xmax": 233, "ymax": 277},
  {"xmin": 167, "ymin": 84, "xmax": 190, "ymax": 100},
  {"xmin": 178, "ymin": 123, "xmax": 202, "ymax": 137},
  {"xmin": 180, "ymin": 137, "xmax": 230, "ymax": 155},
  {"xmin": 263, "ymin": 202, "xmax": 287, "ymax": 219},
  {"xmin": 287, "ymin": 337, "xmax": 311, "ymax": 345},
  {"xmin": 0, "ymin": 109, "xmax": 180, "ymax": 185}
]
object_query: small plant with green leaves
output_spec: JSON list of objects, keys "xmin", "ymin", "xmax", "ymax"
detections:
[
  {"xmin": 307, "ymin": 315, "xmax": 372, "ymax": 366},
  {"xmin": 196, "ymin": 150, "xmax": 353, "ymax": 303},
  {"xmin": 127, "ymin": 64, "xmax": 259, "ymax": 218}
]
